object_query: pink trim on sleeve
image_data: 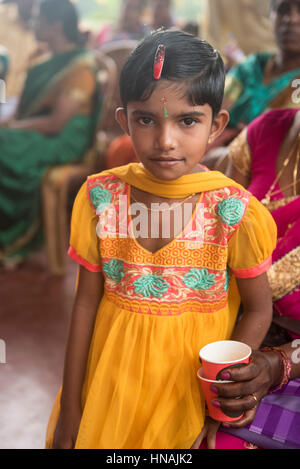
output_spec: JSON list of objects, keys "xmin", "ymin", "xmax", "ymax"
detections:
[
  {"xmin": 68, "ymin": 246, "xmax": 102, "ymax": 273},
  {"xmin": 231, "ymin": 256, "xmax": 272, "ymax": 279}
]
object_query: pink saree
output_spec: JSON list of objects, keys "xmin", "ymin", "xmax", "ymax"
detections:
[{"xmin": 230, "ymin": 108, "xmax": 300, "ymax": 336}]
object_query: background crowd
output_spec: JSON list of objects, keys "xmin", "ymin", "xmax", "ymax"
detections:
[{"xmin": 0, "ymin": 0, "xmax": 300, "ymax": 450}]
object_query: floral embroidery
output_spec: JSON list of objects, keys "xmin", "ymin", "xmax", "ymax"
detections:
[
  {"xmin": 133, "ymin": 274, "xmax": 170, "ymax": 298},
  {"xmin": 89, "ymin": 186, "xmax": 112, "ymax": 214},
  {"xmin": 103, "ymin": 259, "xmax": 124, "ymax": 282},
  {"xmin": 217, "ymin": 197, "xmax": 245, "ymax": 226},
  {"xmin": 183, "ymin": 268, "xmax": 216, "ymax": 290},
  {"xmin": 85, "ymin": 175, "xmax": 251, "ymax": 315}
]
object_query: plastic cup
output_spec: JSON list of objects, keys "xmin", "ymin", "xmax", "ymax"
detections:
[
  {"xmin": 197, "ymin": 368, "xmax": 244, "ymax": 422},
  {"xmin": 199, "ymin": 340, "xmax": 252, "ymax": 381}
]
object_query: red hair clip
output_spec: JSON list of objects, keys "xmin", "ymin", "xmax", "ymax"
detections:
[{"xmin": 153, "ymin": 44, "xmax": 166, "ymax": 80}]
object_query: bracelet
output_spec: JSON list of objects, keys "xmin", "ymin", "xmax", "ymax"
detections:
[{"xmin": 261, "ymin": 346, "xmax": 291, "ymax": 393}]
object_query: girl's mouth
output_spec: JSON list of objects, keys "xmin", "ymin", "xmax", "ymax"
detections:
[{"xmin": 150, "ymin": 158, "xmax": 185, "ymax": 167}]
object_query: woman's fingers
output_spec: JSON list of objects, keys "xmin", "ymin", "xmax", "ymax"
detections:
[
  {"xmin": 222, "ymin": 407, "xmax": 258, "ymax": 429},
  {"xmin": 218, "ymin": 360, "xmax": 260, "ymax": 382},
  {"xmin": 212, "ymin": 394, "xmax": 259, "ymax": 426},
  {"xmin": 212, "ymin": 377, "xmax": 263, "ymax": 399}
]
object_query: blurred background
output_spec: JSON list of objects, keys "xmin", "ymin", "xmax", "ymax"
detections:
[{"xmin": 75, "ymin": 0, "xmax": 204, "ymax": 29}]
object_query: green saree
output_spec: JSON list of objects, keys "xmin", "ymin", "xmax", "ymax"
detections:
[
  {"xmin": 225, "ymin": 52, "xmax": 300, "ymax": 128},
  {"xmin": 0, "ymin": 48, "xmax": 101, "ymax": 262}
]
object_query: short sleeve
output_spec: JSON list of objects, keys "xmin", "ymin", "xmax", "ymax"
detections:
[
  {"xmin": 228, "ymin": 196, "xmax": 277, "ymax": 278},
  {"xmin": 68, "ymin": 181, "xmax": 102, "ymax": 272}
]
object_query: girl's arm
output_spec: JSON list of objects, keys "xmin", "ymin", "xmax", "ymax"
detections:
[
  {"xmin": 52, "ymin": 266, "xmax": 104, "ymax": 449},
  {"xmin": 231, "ymin": 273, "xmax": 273, "ymax": 349}
]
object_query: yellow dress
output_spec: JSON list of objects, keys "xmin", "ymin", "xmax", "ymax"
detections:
[{"xmin": 46, "ymin": 164, "xmax": 277, "ymax": 449}]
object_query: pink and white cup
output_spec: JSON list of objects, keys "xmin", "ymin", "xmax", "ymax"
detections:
[{"xmin": 199, "ymin": 340, "xmax": 252, "ymax": 381}]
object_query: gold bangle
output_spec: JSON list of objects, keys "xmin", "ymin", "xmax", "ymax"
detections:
[{"xmin": 261, "ymin": 346, "xmax": 291, "ymax": 393}]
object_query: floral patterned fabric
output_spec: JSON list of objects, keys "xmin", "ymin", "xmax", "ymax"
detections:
[{"xmin": 84, "ymin": 173, "xmax": 254, "ymax": 316}]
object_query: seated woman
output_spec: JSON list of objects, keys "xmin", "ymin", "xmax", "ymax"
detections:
[
  {"xmin": 228, "ymin": 107, "xmax": 300, "ymax": 335},
  {"xmin": 0, "ymin": 0, "xmax": 100, "ymax": 267},
  {"xmin": 215, "ymin": 0, "xmax": 300, "ymax": 148}
]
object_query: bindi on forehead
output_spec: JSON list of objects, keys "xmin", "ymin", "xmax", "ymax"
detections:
[{"xmin": 160, "ymin": 96, "xmax": 169, "ymax": 118}]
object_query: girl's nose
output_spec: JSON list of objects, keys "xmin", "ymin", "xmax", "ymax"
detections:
[{"xmin": 155, "ymin": 124, "xmax": 177, "ymax": 151}]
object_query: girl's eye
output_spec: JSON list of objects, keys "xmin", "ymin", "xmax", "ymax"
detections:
[
  {"xmin": 138, "ymin": 117, "xmax": 154, "ymax": 125},
  {"xmin": 182, "ymin": 117, "xmax": 197, "ymax": 126}
]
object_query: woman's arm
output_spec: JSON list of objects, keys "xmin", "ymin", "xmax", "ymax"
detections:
[
  {"xmin": 52, "ymin": 266, "xmax": 104, "ymax": 449},
  {"xmin": 7, "ymin": 92, "xmax": 84, "ymax": 135}
]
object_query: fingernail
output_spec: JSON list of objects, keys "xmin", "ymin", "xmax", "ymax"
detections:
[
  {"xmin": 222, "ymin": 423, "xmax": 231, "ymax": 428},
  {"xmin": 212, "ymin": 400, "xmax": 221, "ymax": 408},
  {"xmin": 221, "ymin": 372, "xmax": 231, "ymax": 380},
  {"xmin": 210, "ymin": 385, "xmax": 218, "ymax": 394}
]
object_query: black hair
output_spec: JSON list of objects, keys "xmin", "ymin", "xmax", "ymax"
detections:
[
  {"xmin": 120, "ymin": 29, "xmax": 225, "ymax": 119},
  {"xmin": 40, "ymin": 0, "xmax": 83, "ymax": 45}
]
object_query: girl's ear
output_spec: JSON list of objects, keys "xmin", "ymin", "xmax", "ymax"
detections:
[
  {"xmin": 115, "ymin": 107, "xmax": 130, "ymax": 135},
  {"xmin": 209, "ymin": 109, "xmax": 230, "ymax": 142}
]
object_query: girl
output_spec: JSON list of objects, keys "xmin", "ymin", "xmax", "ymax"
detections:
[{"xmin": 46, "ymin": 30, "xmax": 277, "ymax": 449}]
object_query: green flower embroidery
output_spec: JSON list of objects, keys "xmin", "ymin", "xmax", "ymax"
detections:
[
  {"xmin": 183, "ymin": 268, "xmax": 216, "ymax": 290},
  {"xmin": 217, "ymin": 197, "xmax": 245, "ymax": 226},
  {"xmin": 89, "ymin": 186, "xmax": 112, "ymax": 213},
  {"xmin": 103, "ymin": 259, "xmax": 124, "ymax": 282},
  {"xmin": 133, "ymin": 274, "xmax": 170, "ymax": 298}
]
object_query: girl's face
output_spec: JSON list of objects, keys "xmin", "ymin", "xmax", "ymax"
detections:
[{"xmin": 116, "ymin": 81, "xmax": 228, "ymax": 181}]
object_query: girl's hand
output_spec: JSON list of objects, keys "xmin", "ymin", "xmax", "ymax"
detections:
[
  {"xmin": 51, "ymin": 408, "xmax": 82, "ymax": 449},
  {"xmin": 191, "ymin": 417, "xmax": 220, "ymax": 449},
  {"xmin": 209, "ymin": 351, "xmax": 275, "ymax": 429}
]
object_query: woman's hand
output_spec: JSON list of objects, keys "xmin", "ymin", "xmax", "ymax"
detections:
[
  {"xmin": 208, "ymin": 351, "xmax": 278, "ymax": 429},
  {"xmin": 190, "ymin": 417, "xmax": 220, "ymax": 449},
  {"xmin": 51, "ymin": 408, "xmax": 82, "ymax": 449}
]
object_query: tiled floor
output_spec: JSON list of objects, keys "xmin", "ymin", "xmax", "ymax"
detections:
[{"xmin": 0, "ymin": 252, "xmax": 77, "ymax": 449}]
